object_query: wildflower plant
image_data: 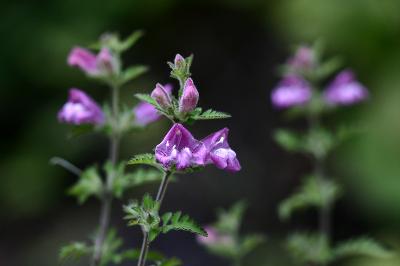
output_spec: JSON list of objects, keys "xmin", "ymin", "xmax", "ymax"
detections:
[
  {"xmin": 53, "ymin": 31, "xmax": 179, "ymax": 266},
  {"xmin": 271, "ymin": 43, "xmax": 390, "ymax": 265},
  {"xmin": 196, "ymin": 201, "xmax": 264, "ymax": 266},
  {"xmin": 124, "ymin": 53, "xmax": 241, "ymax": 266}
]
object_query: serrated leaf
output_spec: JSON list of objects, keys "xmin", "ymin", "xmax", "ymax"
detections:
[
  {"xmin": 192, "ymin": 109, "xmax": 231, "ymax": 120},
  {"xmin": 127, "ymin": 153, "xmax": 161, "ymax": 169},
  {"xmin": 279, "ymin": 175, "xmax": 341, "ymax": 221},
  {"xmin": 123, "ymin": 194, "xmax": 160, "ymax": 233},
  {"xmin": 333, "ymin": 237, "xmax": 392, "ymax": 260},
  {"xmin": 161, "ymin": 211, "xmax": 207, "ymax": 237},
  {"xmin": 287, "ymin": 232, "xmax": 331, "ymax": 265},
  {"xmin": 68, "ymin": 166, "xmax": 103, "ymax": 204},
  {"xmin": 113, "ymin": 167, "xmax": 162, "ymax": 198},
  {"xmin": 59, "ymin": 242, "xmax": 91, "ymax": 262},
  {"xmin": 135, "ymin": 94, "xmax": 159, "ymax": 107},
  {"xmin": 120, "ymin": 65, "xmax": 148, "ymax": 84}
]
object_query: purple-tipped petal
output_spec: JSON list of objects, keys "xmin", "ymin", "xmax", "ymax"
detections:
[
  {"xmin": 174, "ymin": 54, "xmax": 185, "ymax": 68},
  {"xmin": 155, "ymin": 123, "xmax": 207, "ymax": 170},
  {"xmin": 68, "ymin": 47, "xmax": 98, "ymax": 75},
  {"xmin": 324, "ymin": 70, "xmax": 368, "ymax": 105},
  {"xmin": 201, "ymin": 128, "xmax": 241, "ymax": 172},
  {"xmin": 179, "ymin": 78, "xmax": 199, "ymax": 113},
  {"xmin": 271, "ymin": 75, "xmax": 312, "ymax": 108},
  {"xmin": 151, "ymin": 83, "xmax": 172, "ymax": 109},
  {"xmin": 58, "ymin": 88, "xmax": 104, "ymax": 125}
]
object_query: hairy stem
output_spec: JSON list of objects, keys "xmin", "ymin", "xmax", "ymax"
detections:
[
  {"xmin": 137, "ymin": 171, "xmax": 172, "ymax": 266},
  {"xmin": 91, "ymin": 84, "xmax": 120, "ymax": 266}
]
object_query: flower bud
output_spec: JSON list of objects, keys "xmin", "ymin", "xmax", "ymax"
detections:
[
  {"xmin": 174, "ymin": 53, "xmax": 185, "ymax": 69},
  {"xmin": 97, "ymin": 48, "xmax": 118, "ymax": 75},
  {"xmin": 151, "ymin": 83, "xmax": 172, "ymax": 109},
  {"xmin": 179, "ymin": 78, "xmax": 199, "ymax": 113}
]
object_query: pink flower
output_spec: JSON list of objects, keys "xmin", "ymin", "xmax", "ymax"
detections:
[
  {"xmin": 155, "ymin": 123, "xmax": 207, "ymax": 170},
  {"xmin": 201, "ymin": 128, "xmax": 241, "ymax": 172},
  {"xmin": 68, "ymin": 47, "xmax": 117, "ymax": 76},
  {"xmin": 196, "ymin": 226, "xmax": 234, "ymax": 246},
  {"xmin": 271, "ymin": 75, "xmax": 312, "ymax": 108},
  {"xmin": 58, "ymin": 88, "xmax": 104, "ymax": 125}
]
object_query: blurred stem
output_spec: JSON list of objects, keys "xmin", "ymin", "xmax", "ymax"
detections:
[
  {"xmin": 137, "ymin": 171, "xmax": 172, "ymax": 266},
  {"xmin": 50, "ymin": 157, "xmax": 82, "ymax": 176},
  {"xmin": 308, "ymin": 109, "xmax": 331, "ymax": 259},
  {"xmin": 91, "ymin": 83, "xmax": 121, "ymax": 266}
]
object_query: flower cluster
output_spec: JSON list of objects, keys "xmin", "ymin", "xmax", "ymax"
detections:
[
  {"xmin": 59, "ymin": 44, "xmax": 163, "ymax": 129},
  {"xmin": 271, "ymin": 45, "xmax": 368, "ymax": 109},
  {"xmin": 155, "ymin": 123, "xmax": 241, "ymax": 172}
]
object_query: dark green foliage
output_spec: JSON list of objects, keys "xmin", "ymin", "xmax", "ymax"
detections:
[{"xmin": 68, "ymin": 166, "xmax": 103, "ymax": 204}]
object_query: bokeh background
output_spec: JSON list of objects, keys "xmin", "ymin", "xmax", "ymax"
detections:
[{"xmin": 1, "ymin": 0, "xmax": 400, "ymax": 265}]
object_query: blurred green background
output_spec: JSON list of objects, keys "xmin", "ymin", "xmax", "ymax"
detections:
[{"xmin": 1, "ymin": 0, "xmax": 400, "ymax": 265}]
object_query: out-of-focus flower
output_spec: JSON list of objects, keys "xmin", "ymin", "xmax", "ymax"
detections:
[
  {"xmin": 134, "ymin": 84, "xmax": 173, "ymax": 126},
  {"xmin": 151, "ymin": 83, "xmax": 172, "ymax": 109},
  {"xmin": 155, "ymin": 123, "xmax": 207, "ymax": 170},
  {"xmin": 179, "ymin": 78, "xmax": 199, "ymax": 113},
  {"xmin": 133, "ymin": 102, "xmax": 160, "ymax": 126},
  {"xmin": 287, "ymin": 46, "xmax": 315, "ymax": 71},
  {"xmin": 201, "ymin": 128, "xmax": 241, "ymax": 172},
  {"xmin": 324, "ymin": 70, "xmax": 368, "ymax": 105},
  {"xmin": 196, "ymin": 226, "xmax": 234, "ymax": 246},
  {"xmin": 68, "ymin": 47, "xmax": 117, "ymax": 76},
  {"xmin": 271, "ymin": 75, "xmax": 312, "ymax": 108},
  {"xmin": 58, "ymin": 88, "xmax": 104, "ymax": 125}
]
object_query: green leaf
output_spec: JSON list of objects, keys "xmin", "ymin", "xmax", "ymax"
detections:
[
  {"xmin": 118, "ymin": 30, "xmax": 144, "ymax": 52},
  {"xmin": 215, "ymin": 201, "xmax": 247, "ymax": 234},
  {"xmin": 303, "ymin": 127, "xmax": 335, "ymax": 159},
  {"xmin": 59, "ymin": 242, "xmax": 91, "ymax": 262},
  {"xmin": 68, "ymin": 166, "xmax": 103, "ymax": 204},
  {"xmin": 120, "ymin": 65, "xmax": 148, "ymax": 84},
  {"xmin": 123, "ymin": 194, "xmax": 160, "ymax": 233},
  {"xmin": 315, "ymin": 56, "xmax": 343, "ymax": 80},
  {"xmin": 279, "ymin": 175, "xmax": 341, "ymax": 221},
  {"xmin": 155, "ymin": 257, "xmax": 183, "ymax": 266},
  {"xmin": 135, "ymin": 93, "xmax": 159, "ymax": 107},
  {"xmin": 287, "ymin": 232, "xmax": 331, "ymax": 265},
  {"xmin": 161, "ymin": 211, "xmax": 207, "ymax": 237},
  {"xmin": 333, "ymin": 237, "xmax": 392, "ymax": 260},
  {"xmin": 192, "ymin": 109, "xmax": 231, "ymax": 120},
  {"xmin": 100, "ymin": 229, "xmax": 124, "ymax": 266},
  {"xmin": 127, "ymin": 153, "xmax": 162, "ymax": 169},
  {"xmin": 239, "ymin": 234, "xmax": 265, "ymax": 257},
  {"xmin": 274, "ymin": 129, "xmax": 303, "ymax": 152},
  {"xmin": 113, "ymin": 168, "xmax": 163, "ymax": 198}
]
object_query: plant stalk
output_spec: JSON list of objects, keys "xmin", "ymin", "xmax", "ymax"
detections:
[
  {"xmin": 91, "ymin": 84, "xmax": 121, "ymax": 266},
  {"xmin": 137, "ymin": 171, "xmax": 172, "ymax": 266}
]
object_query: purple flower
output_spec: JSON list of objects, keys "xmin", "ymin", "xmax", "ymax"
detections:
[
  {"xmin": 271, "ymin": 75, "xmax": 312, "ymax": 108},
  {"xmin": 201, "ymin": 128, "xmax": 241, "ymax": 172},
  {"xmin": 151, "ymin": 83, "xmax": 172, "ymax": 109},
  {"xmin": 196, "ymin": 226, "xmax": 234, "ymax": 246},
  {"xmin": 155, "ymin": 123, "xmax": 207, "ymax": 170},
  {"xmin": 58, "ymin": 88, "xmax": 104, "ymax": 125},
  {"xmin": 179, "ymin": 78, "xmax": 199, "ymax": 113},
  {"xmin": 68, "ymin": 47, "xmax": 117, "ymax": 76},
  {"xmin": 133, "ymin": 102, "xmax": 161, "ymax": 126},
  {"xmin": 134, "ymin": 84, "xmax": 173, "ymax": 126},
  {"xmin": 324, "ymin": 70, "xmax": 368, "ymax": 105},
  {"xmin": 287, "ymin": 46, "xmax": 315, "ymax": 71}
]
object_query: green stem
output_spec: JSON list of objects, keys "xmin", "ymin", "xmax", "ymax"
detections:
[
  {"xmin": 91, "ymin": 84, "xmax": 121, "ymax": 266},
  {"xmin": 137, "ymin": 171, "xmax": 172, "ymax": 266}
]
